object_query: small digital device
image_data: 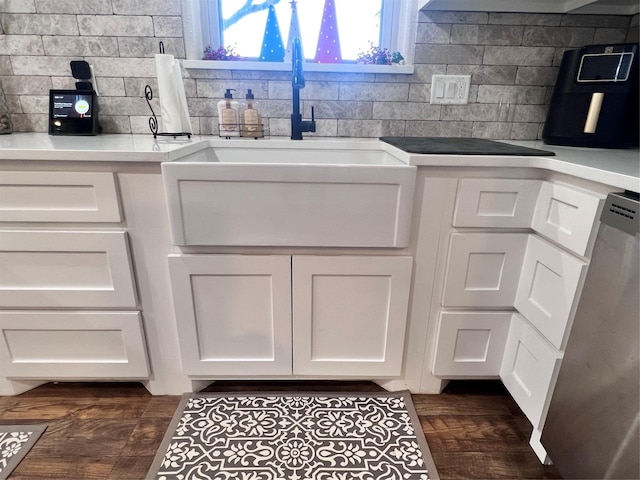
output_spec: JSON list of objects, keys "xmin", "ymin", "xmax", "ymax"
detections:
[{"xmin": 49, "ymin": 89, "xmax": 99, "ymax": 135}]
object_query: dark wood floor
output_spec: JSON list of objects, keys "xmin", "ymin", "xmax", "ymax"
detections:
[{"xmin": 0, "ymin": 380, "xmax": 562, "ymax": 479}]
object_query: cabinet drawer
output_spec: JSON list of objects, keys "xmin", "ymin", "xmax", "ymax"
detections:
[
  {"xmin": 0, "ymin": 230, "xmax": 137, "ymax": 308},
  {"xmin": 515, "ymin": 235, "xmax": 586, "ymax": 350},
  {"xmin": 532, "ymin": 182, "xmax": 604, "ymax": 256},
  {"xmin": 500, "ymin": 314, "xmax": 562, "ymax": 430},
  {"xmin": 0, "ymin": 171, "xmax": 121, "ymax": 223},
  {"xmin": 0, "ymin": 311, "xmax": 149, "ymax": 379},
  {"xmin": 433, "ymin": 311, "xmax": 512, "ymax": 377},
  {"xmin": 454, "ymin": 178, "xmax": 541, "ymax": 228},
  {"xmin": 443, "ymin": 233, "xmax": 527, "ymax": 307}
]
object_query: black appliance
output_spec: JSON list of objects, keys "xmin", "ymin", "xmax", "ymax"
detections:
[
  {"xmin": 49, "ymin": 90, "xmax": 99, "ymax": 135},
  {"xmin": 542, "ymin": 43, "xmax": 639, "ymax": 149},
  {"xmin": 49, "ymin": 61, "xmax": 100, "ymax": 135},
  {"xmin": 379, "ymin": 137, "xmax": 555, "ymax": 156}
]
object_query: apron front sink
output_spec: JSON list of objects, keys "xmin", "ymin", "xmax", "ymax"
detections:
[{"xmin": 162, "ymin": 140, "xmax": 416, "ymax": 247}]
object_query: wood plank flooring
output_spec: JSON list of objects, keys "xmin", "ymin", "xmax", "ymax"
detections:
[{"xmin": 0, "ymin": 380, "xmax": 562, "ymax": 479}]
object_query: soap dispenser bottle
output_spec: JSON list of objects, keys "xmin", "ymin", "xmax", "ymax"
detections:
[
  {"xmin": 218, "ymin": 89, "xmax": 239, "ymax": 137},
  {"xmin": 241, "ymin": 89, "xmax": 263, "ymax": 138}
]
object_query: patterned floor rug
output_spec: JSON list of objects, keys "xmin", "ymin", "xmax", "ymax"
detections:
[
  {"xmin": 0, "ymin": 424, "xmax": 47, "ymax": 480},
  {"xmin": 147, "ymin": 391, "xmax": 439, "ymax": 480}
]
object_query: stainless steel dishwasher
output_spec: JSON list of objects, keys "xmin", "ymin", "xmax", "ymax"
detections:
[{"xmin": 541, "ymin": 191, "xmax": 639, "ymax": 479}]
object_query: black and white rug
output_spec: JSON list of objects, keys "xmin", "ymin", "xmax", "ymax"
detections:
[
  {"xmin": 147, "ymin": 391, "xmax": 438, "ymax": 480},
  {"xmin": 0, "ymin": 424, "xmax": 47, "ymax": 480}
]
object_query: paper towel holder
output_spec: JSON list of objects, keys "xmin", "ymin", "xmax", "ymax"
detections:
[
  {"xmin": 144, "ymin": 84, "xmax": 191, "ymax": 139},
  {"xmin": 146, "ymin": 41, "xmax": 191, "ymax": 139}
]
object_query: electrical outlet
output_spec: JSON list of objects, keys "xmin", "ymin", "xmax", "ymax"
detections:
[{"xmin": 430, "ymin": 75, "xmax": 471, "ymax": 104}]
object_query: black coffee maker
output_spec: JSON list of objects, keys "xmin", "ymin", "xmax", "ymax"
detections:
[{"xmin": 543, "ymin": 43, "xmax": 639, "ymax": 149}]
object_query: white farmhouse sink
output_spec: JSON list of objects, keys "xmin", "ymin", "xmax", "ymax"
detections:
[{"xmin": 162, "ymin": 140, "xmax": 416, "ymax": 247}]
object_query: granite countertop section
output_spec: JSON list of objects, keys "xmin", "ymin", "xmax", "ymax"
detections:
[{"xmin": 1, "ymin": 133, "xmax": 638, "ymax": 192}]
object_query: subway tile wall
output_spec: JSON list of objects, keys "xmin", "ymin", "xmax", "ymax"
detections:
[{"xmin": 0, "ymin": 1, "xmax": 637, "ymax": 138}]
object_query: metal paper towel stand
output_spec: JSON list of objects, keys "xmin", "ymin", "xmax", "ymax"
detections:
[{"xmin": 145, "ymin": 42, "xmax": 191, "ymax": 139}]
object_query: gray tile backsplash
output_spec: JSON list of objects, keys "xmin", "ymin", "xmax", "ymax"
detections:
[{"xmin": 0, "ymin": 3, "xmax": 637, "ymax": 138}]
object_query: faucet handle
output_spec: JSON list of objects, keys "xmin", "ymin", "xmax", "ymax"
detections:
[{"xmin": 308, "ymin": 106, "xmax": 316, "ymax": 132}]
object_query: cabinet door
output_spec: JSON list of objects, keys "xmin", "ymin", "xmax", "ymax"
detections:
[
  {"xmin": 532, "ymin": 182, "xmax": 604, "ymax": 257},
  {"xmin": 168, "ymin": 255, "xmax": 292, "ymax": 376},
  {"xmin": 292, "ymin": 256, "xmax": 412, "ymax": 377},
  {"xmin": 0, "ymin": 230, "xmax": 137, "ymax": 308},
  {"xmin": 500, "ymin": 314, "xmax": 562, "ymax": 430},
  {"xmin": 515, "ymin": 235, "xmax": 586, "ymax": 350},
  {"xmin": 454, "ymin": 178, "xmax": 541, "ymax": 228},
  {"xmin": 0, "ymin": 310, "xmax": 149, "ymax": 379},
  {"xmin": 433, "ymin": 311, "xmax": 512, "ymax": 377},
  {"xmin": 442, "ymin": 233, "xmax": 528, "ymax": 307}
]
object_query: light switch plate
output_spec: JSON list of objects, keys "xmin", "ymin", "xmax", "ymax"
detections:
[{"xmin": 430, "ymin": 75, "xmax": 471, "ymax": 104}]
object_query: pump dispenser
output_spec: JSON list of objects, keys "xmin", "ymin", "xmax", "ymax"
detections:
[
  {"xmin": 217, "ymin": 88, "xmax": 239, "ymax": 136},
  {"xmin": 241, "ymin": 89, "xmax": 263, "ymax": 138}
]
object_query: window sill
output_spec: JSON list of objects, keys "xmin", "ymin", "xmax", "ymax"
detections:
[{"xmin": 183, "ymin": 60, "xmax": 414, "ymax": 75}]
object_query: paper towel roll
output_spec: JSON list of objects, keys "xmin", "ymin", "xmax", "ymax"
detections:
[{"xmin": 155, "ymin": 53, "xmax": 192, "ymax": 134}]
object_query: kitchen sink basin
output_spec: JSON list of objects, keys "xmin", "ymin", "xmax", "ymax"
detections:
[
  {"xmin": 172, "ymin": 145, "xmax": 405, "ymax": 165},
  {"xmin": 162, "ymin": 140, "xmax": 416, "ymax": 247}
]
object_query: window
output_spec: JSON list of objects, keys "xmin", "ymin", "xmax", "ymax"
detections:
[
  {"xmin": 212, "ymin": 0, "xmax": 386, "ymax": 61},
  {"xmin": 182, "ymin": 0, "xmax": 418, "ymax": 73}
]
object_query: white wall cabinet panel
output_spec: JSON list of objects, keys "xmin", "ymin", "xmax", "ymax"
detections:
[
  {"xmin": 500, "ymin": 314, "xmax": 562, "ymax": 430},
  {"xmin": 454, "ymin": 178, "xmax": 542, "ymax": 228},
  {"xmin": 532, "ymin": 182, "xmax": 604, "ymax": 257},
  {"xmin": 168, "ymin": 255, "xmax": 292, "ymax": 376},
  {"xmin": 0, "ymin": 171, "xmax": 121, "ymax": 223},
  {"xmin": 515, "ymin": 235, "xmax": 586, "ymax": 350},
  {"xmin": 442, "ymin": 233, "xmax": 528, "ymax": 307},
  {"xmin": 0, "ymin": 230, "xmax": 137, "ymax": 308},
  {"xmin": 0, "ymin": 311, "xmax": 149, "ymax": 378},
  {"xmin": 292, "ymin": 256, "xmax": 412, "ymax": 377},
  {"xmin": 433, "ymin": 311, "xmax": 512, "ymax": 376}
]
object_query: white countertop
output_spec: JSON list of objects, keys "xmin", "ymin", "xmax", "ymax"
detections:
[
  {"xmin": 0, "ymin": 134, "xmax": 385, "ymax": 162},
  {"xmin": 400, "ymin": 140, "xmax": 640, "ymax": 192},
  {"xmin": 0, "ymin": 133, "xmax": 192, "ymax": 162},
  {"xmin": 1, "ymin": 133, "xmax": 638, "ymax": 191}
]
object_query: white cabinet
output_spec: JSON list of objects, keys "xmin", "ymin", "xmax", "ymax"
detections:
[
  {"xmin": 433, "ymin": 311, "xmax": 512, "ymax": 376},
  {"xmin": 168, "ymin": 254, "xmax": 413, "ymax": 378},
  {"xmin": 515, "ymin": 235, "xmax": 587, "ymax": 350},
  {"xmin": 454, "ymin": 178, "xmax": 542, "ymax": 228},
  {"xmin": 292, "ymin": 256, "xmax": 412, "ymax": 377},
  {"xmin": 168, "ymin": 255, "xmax": 292, "ymax": 376},
  {"xmin": 0, "ymin": 230, "xmax": 137, "ymax": 308},
  {"xmin": 500, "ymin": 314, "xmax": 562, "ymax": 430},
  {"xmin": 0, "ymin": 171, "xmax": 122, "ymax": 223},
  {"xmin": 454, "ymin": 178, "xmax": 604, "ymax": 257},
  {"xmin": 428, "ymin": 175, "xmax": 604, "ymax": 462},
  {"xmin": 442, "ymin": 233, "xmax": 528, "ymax": 307},
  {"xmin": 0, "ymin": 170, "xmax": 149, "ymax": 385},
  {"xmin": 0, "ymin": 311, "xmax": 149, "ymax": 378},
  {"xmin": 532, "ymin": 182, "xmax": 604, "ymax": 257}
]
